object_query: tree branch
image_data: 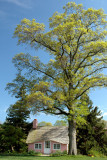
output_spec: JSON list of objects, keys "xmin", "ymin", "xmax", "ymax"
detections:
[
  {"xmin": 80, "ymin": 59, "xmax": 107, "ymax": 68},
  {"xmin": 41, "ymin": 106, "xmax": 68, "ymax": 116},
  {"xmin": 71, "ymin": 32, "xmax": 84, "ymax": 63},
  {"xmin": 74, "ymin": 48, "xmax": 105, "ymax": 74},
  {"xmin": 74, "ymin": 83, "xmax": 106, "ymax": 100},
  {"xmin": 74, "ymin": 66, "xmax": 106, "ymax": 89},
  {"xmin": 23, "ymin": 60, "xmax": 56, "ymax": 80},
  {"xmin": 32, "ymin": 38, "xmax": 57, "ymax": 52}
]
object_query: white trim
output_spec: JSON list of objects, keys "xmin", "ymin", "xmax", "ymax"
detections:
[
  {"xmin": 44, "ymin": 141, "xmax": 51, "ymax": 154},
  {"xmin": 67, "ymin": 144, "xmax": 68, "ymax": 153},
  {"xmin": 53, "ymin": 143, "xmax": 61, "ymax": 150},
  {"xmin": 34, "ymin": 143, "xmax": 42, "ymax": 150}
]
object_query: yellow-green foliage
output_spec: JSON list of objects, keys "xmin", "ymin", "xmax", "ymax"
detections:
[{"xmin": 13, "ymin": 2, "xmax": 107, "ymax": 123}]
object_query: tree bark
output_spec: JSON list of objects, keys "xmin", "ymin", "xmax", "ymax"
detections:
[{"xmin": 68, "ymin": 119, "xmax": 77, "ymax": 155}]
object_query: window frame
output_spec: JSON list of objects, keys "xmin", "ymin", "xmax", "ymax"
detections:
[
  {"xmin": 53, "ymin": 143, "xmax": 61, "ymax": 150},
  {"xmin": 45, "ymin": 141, "xmax": 50, "ymax": 148},
  {"xmin": 34, "ymin": 143, "xmax": 42, "ymax": 150}
]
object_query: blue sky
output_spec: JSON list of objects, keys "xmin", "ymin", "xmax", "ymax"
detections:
[{"xmin": 0, "ymin": 0, "xmax": 107, "ymax": 124}]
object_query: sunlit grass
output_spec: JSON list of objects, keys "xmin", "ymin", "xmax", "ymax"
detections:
[{"xmin": 0, "ymin": 155, "xmax": 107, "ymax": 160}]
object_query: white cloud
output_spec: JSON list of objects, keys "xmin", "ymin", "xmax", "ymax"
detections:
[
  {"xmin": 1, "ymin": 0, "xmax": 32, "ymax": 9},
  {"xmin": 100, "ymin": 109, "xmax": 107, "ymax": 117},
  {"xmin": 103, "ymin": 112, "xmax": 107, "ymax": 117}
]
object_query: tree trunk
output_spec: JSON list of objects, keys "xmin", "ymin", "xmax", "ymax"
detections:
[{"xmin": 68, "ymin": 119, "xmax": 77, "ymax": 155}]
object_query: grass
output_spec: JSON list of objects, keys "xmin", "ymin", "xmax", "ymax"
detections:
[{"xmin": 0, "ymin": 155, "xmax": 107, "ymax": 160}]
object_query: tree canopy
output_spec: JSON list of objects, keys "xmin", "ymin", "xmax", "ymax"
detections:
[
  {"xmin": 7, "ymin": 2, "xmax": 107, "ymax": 155},
  {"xmin": 54, "ymin": 120, "xmax": 67, "ymax": 126},
  {"xmin": 38, "ymin": 121, "xmax": 52, "ymax": 126}
]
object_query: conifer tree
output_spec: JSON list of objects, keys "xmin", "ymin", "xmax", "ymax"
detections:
[
  {"xmin": 77, "ymin": 96, "xmax": 107, "ymax": 155},
  {"xmin": 0, "ymin": 123, "xmax": 26, "ymax": 152},
  {"xmin": 6, "ymin": 83, "xmax": 30, "ymax": 131},
  {"xmin": 4, "ymin": 76, "xmax": 31, "ymax": 152}
]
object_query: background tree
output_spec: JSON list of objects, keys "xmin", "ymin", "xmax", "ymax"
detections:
[
  {"xmin": 8, "ymin": 2, "xmax": 107, "ymax": 155},
  {"xmin": 54, "ymin": 120, "xmax": 67, "ymax": 126},
  {"xmin": 102, "ymin": 120, "xmax": 107, "ymax": 128},
  {"xmin": 0, "ymin": 123, "xmax": 26, "ymax": 152},
  {"xmin": 77, "ymin": 95, "xmax": 107, "ymax": 156},
  {"xmin": 38, "ymin": 121, "xmax": 52, "ymax": 126},
  {"xmin": 6, "ymin": 73, "xmax": 36, "ymax": 98},
  {"xmin": 6, "ymin": 74, "xmax": 31, "ymax": 132},
  {"xmin": 6, "ymin": 84, "xmax": 30, "ymax": 130},
  {"xmin": 4, "ymin": 75, "xmax": 32, "ymax": 152}
]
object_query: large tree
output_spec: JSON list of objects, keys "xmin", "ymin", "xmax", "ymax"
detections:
[{"xmin": 9, "ymin": 2, "xmax": 107, "ymax": 155}]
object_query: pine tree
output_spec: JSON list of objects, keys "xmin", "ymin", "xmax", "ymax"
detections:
[
  {"xmin": 0, "ymin": 123, "xmax": 26, "ymax": 152},
  {"xmin": 3, "ymin": 83, "xmax": 31, "ymax": 152},
  {"xmin": 6, "ymin": 84, "xmax": 30, "ymax": 131},
  {"xmin": 77, "ymin": 96, "xmax": 107, "ymax": 155}
]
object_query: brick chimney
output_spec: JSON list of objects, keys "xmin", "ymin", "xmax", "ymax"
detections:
[{"xmin": 33, "ymin": 119, "xmax": 38, "ymax": 129}]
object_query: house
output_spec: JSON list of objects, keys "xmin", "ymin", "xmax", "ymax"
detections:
[{"xmin": 26, "ymin": 119, "xmax": 69, "ymax": 154}]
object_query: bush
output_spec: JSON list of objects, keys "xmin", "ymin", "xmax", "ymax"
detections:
[
  {"xmin": 0, "ymin": 150, "xmax": 42, "ymax": 156},
  {"xmin": 50, "ymin": 150, "xmax": 67, "ymax": 157},
  {"xmin": 28, "ymin": 150, "xmax": 42, "ymax": 156},
  {"xmin": 88, "ymin": 147, "xmax": 105, "ymax": 157},
  {"xmin": 0, "ymin": 152, "xmax": 29, "ymax": 156},
  {"xmin": 62, "ymin": 150, "xmax": 67, "ymax": 155},
  {"xmin": 50, "ymin": 150, "xmax": 63, "ymax": 157}
]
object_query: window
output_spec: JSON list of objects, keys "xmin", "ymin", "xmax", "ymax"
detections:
[
  {"xmin": 45, "ymin": 141, "xmax": 50, "ymax": 148},
  {"xmin": 35, "ymin": 143, "xmax": 42, "ymax": 149},
  {"xmin": 53, "ymin": 144, "xmax": 61, "ymax": 150}
]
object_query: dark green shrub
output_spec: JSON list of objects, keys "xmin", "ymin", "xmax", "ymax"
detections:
[
  {"xmin": 0, "ymin": 152, "xmax": 29, "ymax": 156},
  {"xmin": 88, "ymin": 147, "xmax": 105, "ymax": 157}
]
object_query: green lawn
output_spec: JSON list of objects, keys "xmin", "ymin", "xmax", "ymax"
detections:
[{"xmin": 0, "ymin": 156, "xmax": 107, "ymax": 160}]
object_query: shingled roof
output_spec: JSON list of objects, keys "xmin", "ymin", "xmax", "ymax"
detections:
[{"xmin": 26, "ymin": 126, "xmax": 69, "ymax": 144}]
